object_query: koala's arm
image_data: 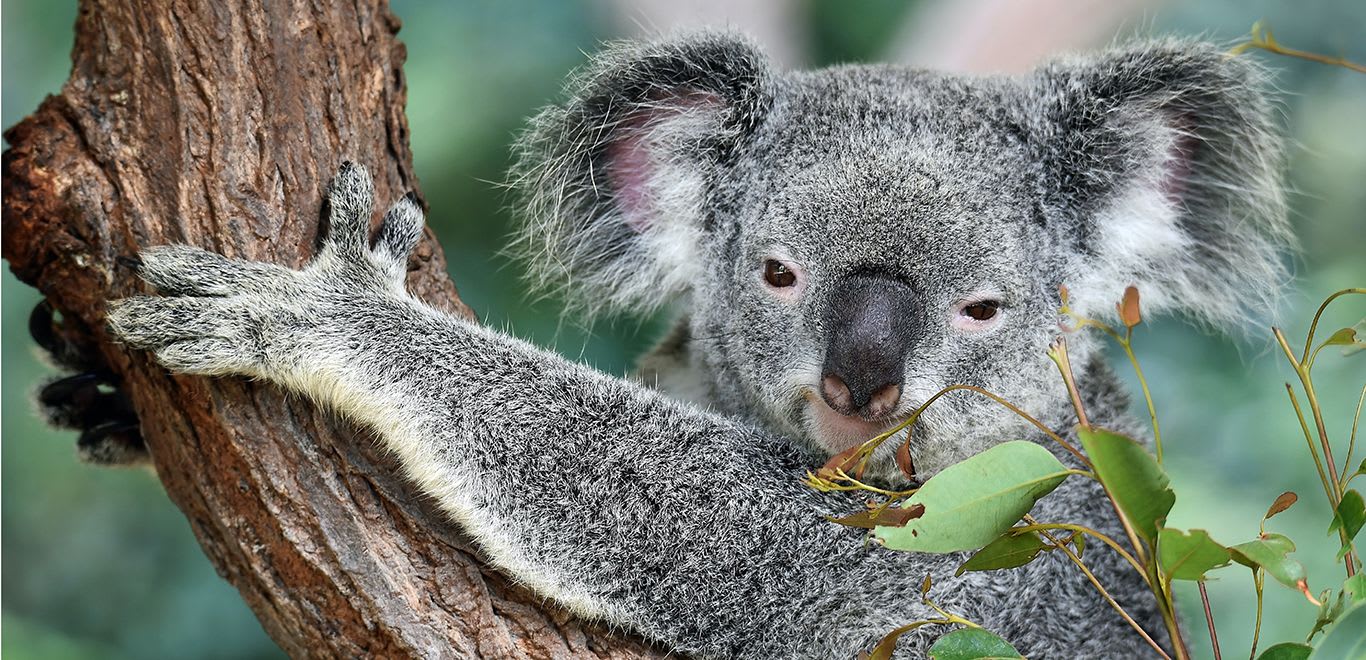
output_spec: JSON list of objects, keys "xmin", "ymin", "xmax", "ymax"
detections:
[{"xmin": 109, "ymin": 164, "xmax": 1155, "ymax": 659}]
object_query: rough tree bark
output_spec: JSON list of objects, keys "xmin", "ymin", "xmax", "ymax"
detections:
[{"xmin": 2, "ymin": 1, "xmax": 662, "ymax": 658}]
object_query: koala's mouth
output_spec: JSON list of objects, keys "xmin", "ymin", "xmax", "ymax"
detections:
[{"xmin": 801, "ymin": 390, "xmax": 910, "ymax": 455}]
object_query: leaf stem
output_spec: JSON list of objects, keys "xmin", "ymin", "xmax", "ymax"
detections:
[
  {"xmin": 1231, "ymin": 26, "xmax": 1366, "ymax": 74},
  {"xmin": 1297, "ymin": 289, "xmax": 1366, "ymax": 362},
  {"xmin": 1286, "ymin": 385, "xmax": 1337, "ymax": 507},
  {"xmin": 1120, "ymin": 332, "xmax": 1163, "ymax": 463},
  {"xmin": 1199, "ymin": 581, "xmax": 1221, "ymax": 660},
  {"xmin": 839, "ymin": 383, "xmax": 1092, "ymax": 471},
  {"xmin": 1248, "ymin": 569, "xmax": 1264, "ymax": 660},
  {"xmin": 1046, "ymin": 338, "xmax": 1150, "ymax": 568},
  {"xmin": 1031, "ymin": 523, "xmax": 1172, "ymax": 660},
  {"xmin": 1344, "ymin": 384, "xmax": 1365, "ymax": 491},
  {"xmin": 1012, "ymin": 522, "xmax": 1145, "ymax": 576},
  {"xmin": 1048, "ymin": 338, "xmax": 1091, "ymax": 429},
  {"xmin": 1275, "ymin": 328, "xmax": 1358, "ymax": 577}
]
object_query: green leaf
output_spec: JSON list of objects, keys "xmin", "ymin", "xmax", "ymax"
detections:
[
  {"xmin": 1308, "ymin": 601, "xmax": 1366, "ymax": 660},
  {"xmin": 1077, "ymin": 427, "xmax": 1174, "ymax": 548},
  {"xmin": 1256, "ymin": 642, "xmax": 1312, "ymax": 660},
  {"xmin": 927, "ymin": 628, "xmax": 1024, "ymax": 659},
  {"xmin": 1158, "ymin": 528, "xmax": 1231, "ymax": 581},
  {"xmin": 874, "ymin": 442, "xmax": 1070, "ymax": 553},
  {"xmin": 1345, "ymin": 574, "xmax": 1366, "ymax": 603},
  {"xmin": 1328, "ymin": 490, "xmax": 1365, "ymax": 560},
  {"xmin": 956, "ymin": 531, "xmax": 1050, "ymax": 576},
  {"xmin": 1323, "ymin": 327, "xmax": 1358, "ymax": 347},
  {"xmin": 1230, "ymin": 534, "xmax": 1307, "ymax": 590}
]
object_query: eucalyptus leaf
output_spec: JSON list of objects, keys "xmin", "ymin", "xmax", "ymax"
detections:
[
  {"xmin": 874, "ymin": 441, "xmax": 1070, "ymax": 553},
  {"xmin": 1230, "ymin": 534, "xmax": 1306, "ymax": 590},
  {"xmin": 1256, "ymin": 642, "xmax": 1312, "ymax": 660},
  {"xmin": 926, "ymin": 628, "xmax": 1023, "ymax": 660},
  {"xmin": 1307, "ymin": 601, "xmax": 1366, "ymax": 660},
  {"xmin": 1344, "ymin": 574, "xmax": 1366, "ymax": 602},
  {"xmin": 956, "ymin": 531, "xmax": 1050, "ymax": 576},
  {"xmin": 1265, "ymin": 491, "xmax": 1298, "ymax": 522},
  {"xmin": 1158, "ymin": 528, "xmax": 1231, "ymax": 581},
  {"xmin": 1322, "ymin": 327, "xmax": 1358, "ymax": 347},
  {"xmin": 1328, "ymin": 490, "xmax": 1364, "ymax": 560},
  {"xmin": 1077, "ymin": 427, "xmax": 1174, "ymax": 547}
]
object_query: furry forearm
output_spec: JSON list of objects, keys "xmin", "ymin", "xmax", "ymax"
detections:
[{"xmin": 284, "ymin": 296, "xmax": 1160, "ymax": 659}]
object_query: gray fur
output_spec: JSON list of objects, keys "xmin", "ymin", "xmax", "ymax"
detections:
[{"xmin": 107, "ymin": 34, "xmax": 1290, "ymax": 658}]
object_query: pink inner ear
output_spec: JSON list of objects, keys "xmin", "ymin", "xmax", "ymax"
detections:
[
  {"xmin": 607, "ymin": 131, "xmax": 656, "ymax": 233},
  {"xmin": 604, "ymin": 90, "xmax": 726, "ymax": 233}
]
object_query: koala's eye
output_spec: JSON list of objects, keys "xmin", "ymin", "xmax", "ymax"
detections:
[
  {"xmin": 961, "ymin": 300, "xmax": 999, "ymax": 321},
  {"xmin": 763, "ymin": 260, "xmax": 797, "ymax": 288}
]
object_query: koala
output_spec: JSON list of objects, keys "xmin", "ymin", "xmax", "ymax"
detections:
[{"xmin": 97, "ymin": 32, "xmax": 1289, "ymax": 659}]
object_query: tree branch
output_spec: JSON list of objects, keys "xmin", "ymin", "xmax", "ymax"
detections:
[{"xmin": 2, "ymin": 1, "xmax": 661, "ymax": 657}]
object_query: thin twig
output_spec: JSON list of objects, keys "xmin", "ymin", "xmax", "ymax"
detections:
[
  {"xmin": 1248, "ymin": 570, "xmax": 1265, "ymax": 660},
  {"xmin": 1013, "ymin": 522, "xmax": 1145, "ymax": 577},
  {"xmin": 1199, "ymin": 581, "xmax": 1221, "ymax": 660},
  {"xmin": 1031, "ymin": 524, "xmax": 1171, "ymax": 660}
]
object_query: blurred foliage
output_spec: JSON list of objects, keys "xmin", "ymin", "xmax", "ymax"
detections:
[{"xmin": 2, "ymin": 1, "xmax": 1363, "ymax": 658}]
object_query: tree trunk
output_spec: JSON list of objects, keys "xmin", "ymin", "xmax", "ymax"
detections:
[{"xmin": 1, "ymin": 1, "xmax": 662, "ymax": 658}]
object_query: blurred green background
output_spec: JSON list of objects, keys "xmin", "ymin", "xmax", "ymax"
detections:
[{"xmin": 3, "ymin": 1, "xmax": 1363, "ymax": 658}]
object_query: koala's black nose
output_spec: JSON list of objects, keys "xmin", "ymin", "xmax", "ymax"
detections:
[{"xmin": 820, "ymin": 273, "xmax": 920, "ymax": 419}]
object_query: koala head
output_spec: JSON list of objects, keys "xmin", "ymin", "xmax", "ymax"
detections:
[{"xmin": 512, "ymin": 33, "xmax": 1289, "ymax": 475}]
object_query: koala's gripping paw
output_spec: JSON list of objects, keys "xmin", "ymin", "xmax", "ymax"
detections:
[
  {"xmin": 107, "ymin": 162, "xmax": 426, "ymax": 380},
  {"xmin": 30, "ymin": 300, "xmax": 149, "ymax": 466}
]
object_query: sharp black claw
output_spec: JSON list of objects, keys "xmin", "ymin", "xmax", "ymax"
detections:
[
  {"xmin": 116, "ymin": 255, "xmax": 143, "ymax": 271},
  {"xmin": 29, "ymin": 299, "xmax": 61, "ymax": 354},
  {"xmin": 39, "ymin": 372, "xmax": 108, "ymax": 407},
  {"xmin": 78, "ymin": 420, "xmax": 141, "ymax": 445}
]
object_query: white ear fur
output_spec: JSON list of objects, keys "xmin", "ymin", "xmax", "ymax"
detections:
[
  {"xmin": 598, "ymin": 96, "xmax": 726, "ymax": 312},
  {"xmin": 1066, "ymin": 117, "xmax": 1193, "ymax": 321},
  {"xmin": 1038, "ymin": 41, "xmax": 1292, "ymax": 331}
]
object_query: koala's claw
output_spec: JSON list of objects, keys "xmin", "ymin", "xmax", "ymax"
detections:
[
  {"xmin": 107, "ymin": 163, "xmax": 426, "ymax": 379},
  {"xmin": 29, "ymin": 300, "xmax": 149, "ymax": 465}
]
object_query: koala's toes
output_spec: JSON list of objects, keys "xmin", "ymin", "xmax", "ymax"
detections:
[
  {"xmin": 78, "ymin": 420, "xmax": 149, "ymax": 466},
  {"xmin": 38, "ymin": 372, "xmax": 122, "ymax": 427},
  {"xmin": 138, "ymin": 244, "xmax": 288, "ymax": 297},
  {"xmin": 30, "ymin": 300, "xmax": 99, "ymax": 372},
  {"xmin": 106, "ymin": 296, "xmax": 246, "ymax": 350},
  {"xmin": 35, "ymin": 371, "xmax": 148, "ymax": 467},
  {"xmin": 323, "ymin": 161, "xmax": 376, "ymax": 258},
  {"xmin": 374, "ymin": 192, "xmax": 425, "ymax": 273},
  {"xmin": 153, "ymin": 338, "xmax": 255, "ymax": 376}
]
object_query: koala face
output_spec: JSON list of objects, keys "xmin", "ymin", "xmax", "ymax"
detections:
[
  {"xmin": 691, "ymin": 73, "xmax": 1066, "ymax": 469},
  {"xmin": 514, "ymin": 34, "xmax": 1288, "ymax": 475}
]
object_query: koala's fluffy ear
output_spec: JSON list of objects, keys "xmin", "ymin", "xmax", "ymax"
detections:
[
  {"xmin": 511, "ymin": 32, "xmax": 772, "ymax": 316},
  {"xmin": 1025, "ymin": 40, "xmax": 1293, "ymax": 328}
]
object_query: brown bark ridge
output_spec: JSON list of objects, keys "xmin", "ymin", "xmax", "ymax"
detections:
[{"xmin": 2, "ymin": 1, "xmax": 662, "ymax": 658}]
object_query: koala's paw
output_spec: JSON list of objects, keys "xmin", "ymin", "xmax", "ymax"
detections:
[
  {"xmin": 30, "ymin": 300, "xmax": 149, "ymax": 466},
  {"xmin": 107, "ymin": 162, "xmax": 426, "ymax": 381}
]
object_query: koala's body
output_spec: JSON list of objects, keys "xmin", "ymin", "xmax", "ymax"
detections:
[{"xmin": 102, "ymin": 32, "xmax": 1289, "ymax": 659}]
